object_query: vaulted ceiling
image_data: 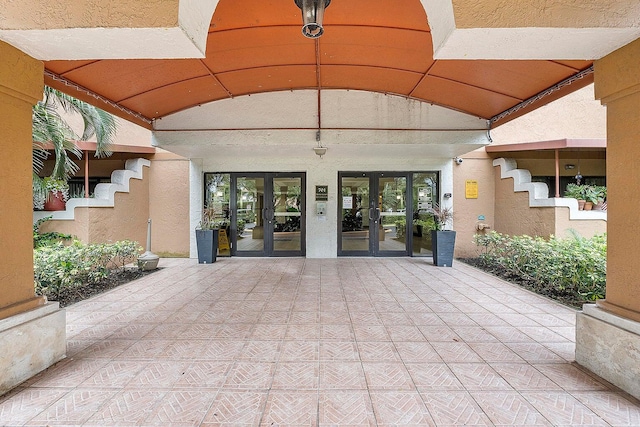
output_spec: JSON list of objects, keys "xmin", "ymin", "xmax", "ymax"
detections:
[{"xmin": 40, "ymin": 0, "xmax": 595, "ymax": 131}]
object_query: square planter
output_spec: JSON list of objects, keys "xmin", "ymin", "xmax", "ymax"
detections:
[
  {"xmin": 196, "ymin": 229, "xmax": 219, "ymax": 264},
  {"xmin": 431, "ymin": 230, "xmax": 456, "ymax": 267}
]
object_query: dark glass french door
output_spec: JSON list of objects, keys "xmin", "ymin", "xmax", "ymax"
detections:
[
  {"xmin": 338, "ymin": 171, "xmax": 440, "ymax": 257},
  {"xmin": 339, "ymin": 172, "xmax": 409, "ymax": 256},
  {"xmin": 233, "ymin": 173, "xmax": 305, "ymax": 257},
  {"xmin": 204, "ymin": 172, "xmax": 305, "ymax": 257}
]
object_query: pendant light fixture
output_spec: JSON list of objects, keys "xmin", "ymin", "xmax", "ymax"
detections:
[{"xmin": 294, "ymin": 0, "xmax": 331, "ymax": 38}]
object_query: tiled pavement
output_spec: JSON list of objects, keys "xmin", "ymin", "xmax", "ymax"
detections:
[{"xmin": 2, "ymin": 257, "xmax": 640, "ymax": 426}]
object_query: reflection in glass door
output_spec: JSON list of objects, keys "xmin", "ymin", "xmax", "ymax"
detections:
[
  {"xmin": 339, "ymin": 175, "xmax": 370, "ymax": 254},
  {"xmin": 378, "ymin": 175, "xmax": 408, "ymax": 255},
  {"xmin": 272, "ymin": 176, "xmax": 303, "ymax": 254},
  {"xmin": 236, "ymin": 175, "xmax": 265, "ymax": 254}
]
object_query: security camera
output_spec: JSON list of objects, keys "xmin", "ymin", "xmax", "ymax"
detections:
[{"xmin": 454, "ymin": 157, "xmax": 463, "ymax": 165}]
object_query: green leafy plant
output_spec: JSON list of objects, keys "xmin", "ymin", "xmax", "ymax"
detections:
[
  {"xmin": 564, "ymin": 184, "xmax": 607, "ymax": 205},
  {"xmin": 34, "ymin": 240, "xmax": 142, "ymax": 300},
  {"xmin": 33, "ymin": 216, "xmax": 72, "ymax": 248},
  {"xmin": 564, "ymin": 183, "xmax": 585, "ymax": 200},
  {"xmin": 43, "ymin": 177, "xmax": 69, "ymax": 201},
  {"xmin": 474, "ymin": 231, "xmax": 606, "ymax": 306}
]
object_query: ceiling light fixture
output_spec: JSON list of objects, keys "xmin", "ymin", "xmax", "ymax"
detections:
[
  {"xmin": 294, "ymin": 0, "xmax": 331, "ymax": 38},
  {"xmin": 313, "ymin": 146, "xmax": 327, "ymax": 158}
]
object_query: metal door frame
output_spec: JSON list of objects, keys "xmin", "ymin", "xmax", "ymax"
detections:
[
  {"xmin": 338, "ymin": 171, "xmax": 411, "ymax": 257},
  {"xmin": 231, "ymin": 172, "xmax": 306, "ymax": 257}
]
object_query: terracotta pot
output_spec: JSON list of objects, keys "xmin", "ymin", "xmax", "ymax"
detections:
[
  {"xmin": 584, "ymin": 201, "xmax": 593, "ymax": 211},
  {"xmin": 578, "ymin": 200, "xmax": 586, "ymax": 211},
  {"xmin": 44, "ymin": 192, "xmax": 66, "ymax": 211}
]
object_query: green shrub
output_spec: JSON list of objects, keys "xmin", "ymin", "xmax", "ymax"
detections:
[
  {"xmin": 34, "ymin": 240, "xmax": 142, "ymax": 299},
  {"xmin": 474, "ymin": 231, "xmax": 606, "ymax": 304},
  {"xmin": 33, "ymin": 216, "xmax": 72, "ymax": 249}
]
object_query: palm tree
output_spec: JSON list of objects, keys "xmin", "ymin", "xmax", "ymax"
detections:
[{"xmin": 32, "ymin": 87, "xmax": 118, "ymax": 206}]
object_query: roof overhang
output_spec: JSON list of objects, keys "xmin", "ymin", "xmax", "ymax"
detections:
[{"xmin": 486, "ymin": 138, "xmax": 606, "ymax": 153}]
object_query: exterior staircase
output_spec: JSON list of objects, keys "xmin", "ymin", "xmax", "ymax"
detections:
[
  {"xmin": 33, "ymin": 158, "xmax": 150, "ymax": 222},
  {"xmin": 493, "ymin": 157, "xmax": 606, "ymax": 221}
]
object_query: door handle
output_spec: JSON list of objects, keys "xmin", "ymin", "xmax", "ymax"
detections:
[
  {"xmin": 375, "ymin": 208, "xmax": 381, "ymax": 221},
  {"xmin": 368, "ymin": 208, "xmax": 374, "ymax": 221}
]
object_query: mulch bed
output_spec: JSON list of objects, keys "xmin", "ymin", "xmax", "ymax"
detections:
[
  {"xmin": 49, "ymin": 268, "xmax": 161, "ymax": 308},
  {"xmin": 459, "ymin": 258, "xmax": 583, "ymax": 309}
]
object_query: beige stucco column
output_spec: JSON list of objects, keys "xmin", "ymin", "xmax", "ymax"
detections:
[
  {"xmin": 576, "ymin": 36, "xmax": 640, "ymax": 400},
  {"xmin": 0, "ymin": 41, "xmax": 66, "ymax": 394}
]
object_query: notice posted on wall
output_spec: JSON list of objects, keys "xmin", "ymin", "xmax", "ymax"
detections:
[{"xmin": 465, "ymin": 180, "xmax": 478, "ymax": 199}]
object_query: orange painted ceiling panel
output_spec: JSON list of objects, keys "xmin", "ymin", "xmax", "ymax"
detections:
[
  {"xmin": 41, "ymin": 0, "xmax": 593, "ymax": 128},
  {"xmin": 321, "ymin": 65, "xmax": 423, "ymax": 95},
  {"xmin": 324, "ymin": 0, "xmax": 429, "ymax": 30},
  {"xmin": 412, "ymin": 75, "xmax": 521, "ymax": 119},
  {"xmin": 56, "ymin": 59, "xmax": 208, "ymax": 103},
  {"xmin": 45, "ymin": 60, "xmax": 97, "ymax": 75},
  {"xmin": 554, "ymin": 60, "xmax": 593, "ymax": 71},
  {"xmin": 204, "ymin": 27, "xmax": 316, "ymax": 73},
  {"xmin": 428, "ymin": 60, "xmax": 585, "ymax": 100},
  {"xmin": 319, "ymin": 26, "xmax": 432, "ymax": 73},
  {"xmin": 217, "ymin": 65, "xmax": 318, "ymax": 97},
  {"xmin": 210, "ymin": 0, "xmax": 429, "ymax": 33},
  {"xmin": 119, "ymin": 76, "xmax": 228, "ymax": 119}
]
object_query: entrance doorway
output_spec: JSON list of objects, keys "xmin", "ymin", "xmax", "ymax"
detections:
[
  {"xmin": 338, "ymin": 172, "xmax": 439, "ymax": 257},
  {"xmin": 204, "ymin": 172, "xmax": 305, "ymax": 257}
]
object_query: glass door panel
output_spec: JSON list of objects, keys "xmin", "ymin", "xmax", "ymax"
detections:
[
  {"xmin": 235, "ymin": 176, "xmax": 266, "ymax": 255},
  {"xmin": 272, "ymin": 176, "xmax": 303, "ymax": 254},
  {"xmin": 204, "ymin": 173, "xmax": 231, "ymax": 256},
  {"xmin": 412, "ymin": 172, "xmax": 439, "ymax": 256},
  {"xmin": 340, "ymin": 175, "xmax": 370, "ymax": 255},
  {"xmin": 378, "ymin": 175, "xmax": 408, "ymax": 255}
]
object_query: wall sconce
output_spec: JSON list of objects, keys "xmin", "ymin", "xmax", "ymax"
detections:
[
  {"xmin": 564, "ymin": 164, "xmax": 575, "ymax": 170},
  {"xmin": 294, "ymin": 0, "xmax": 331, "ymax": 38},
  {"xmin": 313, "ymin": 146, "xmax": 328, "ymax": 158}
]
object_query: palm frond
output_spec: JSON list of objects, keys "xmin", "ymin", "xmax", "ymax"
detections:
[{"xmin": 44, "ymin": 86, "xmax": 117, "ymax": 157}]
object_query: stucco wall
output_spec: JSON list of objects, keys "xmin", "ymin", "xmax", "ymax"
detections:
[
  {"xmin": 149, "ymin": 156, "xmax": 190, "ymax": 257},
  {"xmin": 494, "ymin": 171, "xmax": 556, "ymax": 238},
  {"xmin": 490, "ymin": 84, "xmax": 606, "ymax": 144},
  {"xmin": 554, "ymin": 208, "xmax": 606, "ymax": 239},
  {"xmin": 0, "ymin": 41, "xmax": 45, "ymax": 319},
  {"xmin": 452, "ymin": 149, "xmax": 496, "ymax": 258},
  {"xmin": 40, "ymin": 168, "xmax": 150, "ymax": 248}
]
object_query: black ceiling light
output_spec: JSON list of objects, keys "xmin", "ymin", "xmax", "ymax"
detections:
[{"xmin": 294, "ymin": 0, "xmax": 331, "ymax": 39}]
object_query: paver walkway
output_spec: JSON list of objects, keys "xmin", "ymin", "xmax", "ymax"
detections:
[{"xmin": 1, "ymin": 258, "xmax": 639, "ymax": 426}]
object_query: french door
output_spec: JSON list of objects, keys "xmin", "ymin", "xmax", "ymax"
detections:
[
  {"xmin": 233, "ymin": 173, "xmax": 305, "ymax": 257},
  {"xmin": 338, "ymin": 171, "xmax": 439, "ymax": 257},
  {"xmin": 339, "ymin": 172, "xmax": 409, "ymax": 256},
  {"xmin": 204, "ymin": 172, "xmax": 305, "ymax": 257}
]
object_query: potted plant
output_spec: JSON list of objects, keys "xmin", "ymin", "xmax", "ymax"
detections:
[
  {"xmin": 42, "ymin": 177, "xmax": 69, "ymax": 211},
  {"xmin": 564, "ymin": 183, "xmax": 586, "ymax": 210},
  {"xmin": 582, "ymin": 185, "xmax": 600, "ymax": 211},
  {"xmin": 593, "ymin": 185, "xmax": 607, "ymax": 210},
  {"xmin": 195, "ymin": 203, "xmax": 222, "ymax": 263},
  {"xmin": 428, "ymin": 203, "xmax": 456, "ymax": 267}
]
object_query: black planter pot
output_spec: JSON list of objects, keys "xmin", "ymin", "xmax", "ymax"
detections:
[
  {"xmin": 196, "ymin": 229, "xmax": 219, "ymax": 264},
  {"xmin": 431, "ymin": 230, "xmax": 456, "ymax": 267}
]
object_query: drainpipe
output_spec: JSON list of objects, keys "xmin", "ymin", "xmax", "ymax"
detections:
[
  {"xmin": 84, "ymin": 151, "xmax": 89, "ymax": 198},
  {"xmin": 554, "ymin": 149, "xmax": 560, "ymax": 198}
]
